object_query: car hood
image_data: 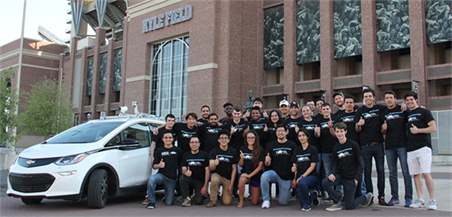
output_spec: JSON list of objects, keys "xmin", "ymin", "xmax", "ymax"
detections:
[{"xmin": 19, "ymin": 143, "xmax": 101, "ymax": 159}]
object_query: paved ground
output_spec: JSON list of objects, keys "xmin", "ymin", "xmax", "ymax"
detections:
[{"xmin": 1, "ymin": 164, "xmax": 451, "ymax": 216}]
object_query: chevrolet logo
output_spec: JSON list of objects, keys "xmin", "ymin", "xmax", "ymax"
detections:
[{"xmin": 26, "ymin": 160, "xmax": 35, "ymax": 165}]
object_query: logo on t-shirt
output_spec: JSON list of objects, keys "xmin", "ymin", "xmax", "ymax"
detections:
[
  {"xmin": 408, "ymin": 114, "xmax": 421, "ymax": 123},
  {"xmin": 162, "ymin": 151, "xmax": 178, "ymax": 157},
  {"xmin": 363, "ymin": 112, "xmax": 378, "ymax": 119},
  {"xmin": 273, "ymin": 147, "xmax": 292, "ymax": 155},
  {"xmin": 303, "ymin": 124, "xmax": 315, "ymax": 130},
  {"xmin": 181, "ymin": 130, "xmax": 197, "ymax": 138},
  {"xmin": 207, "ymin": 128, "xmax": 220, "ymax": 133},
  {"xmin": 253, "ymin": 124, "xmax": 265, "ymax": 130},
  {"xmin": 188, "ymin": 161, "xmax": 203, "ymax": 166},
  {"xmin": 243, "ymin": 153, "xmax": 252, "ymax": 160},
  {"xmin": 341, "ymin": 116, "xmax": 354, "ymax": 123},
  {"xmin": 320, "ymin": 122, "xmax": 329, "ymax": 129},
  {"xmin": 337, "ymin": 148, "xmax": 352, "ymax": 159},
  {"xmin": 217, "ymin": 155, "xmax": 233, "ymax": 162},
  {"xmin": 296, "ymin": 153, "xmax": 311, "ymax": 162},
  {"xmin": 287, "ymin": 122, "xmax": 298, "ymax": 128}
]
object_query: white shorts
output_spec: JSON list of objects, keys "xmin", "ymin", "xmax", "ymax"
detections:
[{"xmin": 407, "ymin": 146, "xmax": 432, "ymax": 175}]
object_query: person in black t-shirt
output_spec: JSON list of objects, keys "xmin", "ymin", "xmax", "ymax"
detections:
[
  {"xmin": 179, "ymin": 137, "xmax": 210, "ymax": 206},
  {"xmin": 150, "ymin": 114, "xmax": 177, "ymax": 164},
  {"xmin": 243, "ymin": 106, "xmax": 266, "ymax": 146},
  {"xmin": 263, "ymin": 110, "xmax": 283, "ymax": 149},
  {"xmin": 313, "ymin": 99, "xmax": 324, "ymax": 120},
  {"xmin": 261, "ymin": 124, "xmax": 298, "ymax": 208},
  {"xmin": 146, "ymin": 130, "xmax": 182, "ymax": 209},
  {"xmin": 198, "ymin": 105, "xmax": 210, "ymax": 125},
  {"xmin": 172, "ymin": 113, "xmax": 203, "ymax": 155},
  {"xmin": 333, "ymin": 91, "xmax": 360, "ymax": 117},
  {"xmin": 381, "ymin": 91, "xmax": 412, "ymax": 207},
  {"xmin": 206, "ymin": 130, "xmax": 238, "ymax": 208},
  {"xmin": 354, "ymin": 88, "xmax": 387, "ymax": 205},
  {"xmin": 238, "ymin": 130, "xmax": 264, "ymax": 207},
  {"xmin": 279, "ymin": 99, "xmax": 290, "ymax": 120},
  {"xmin": 219, "ymin": 102, "xmax": 233, "ymax": 124},
  {"xmin": 315, "ymin": 103, "xmax": 336, "ymax": 180},
  {"xmin": 199, "ymin": 113, "xmax": 222, "ymax": 154},
  {"xmin": 322, "ymin": 122, "xmax": 373, "ymax": 211},
  {"xmin": 223, "ymin": 106, "xmax": 247, "ymax": 151},
  {"xmin": 404, "ymin": 91, "xmax": 437, "ymax": 210},
  {"xmin": 291, "ymin": 128, "xmax": 320, "ymax": 211},
  {"xmin": 283, "ymin": 101, "xmax": 302, "ymax": 144}
]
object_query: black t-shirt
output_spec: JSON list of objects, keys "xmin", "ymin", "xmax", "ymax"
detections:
[
  {"xmin": 199, "ymin": 124, "xmax": 222, "ymax": 154},
  {"xmin": 354, "ymin": 104, "xmax": 385, "ymax": 145},
  {"xmin": 335, "ymin": 111, "xmax": 360, "ymax": 145},
  {"xmin": 334, "ymin": 105, "xmax": 359, "ymax": 117},
  {"xmin": 406, "ymin": 107, "xmax": 435, "ymax": 152},
  {"xmin": 283, "ymin": 117, "xmax": 302, "ymax": 144},
  {"xmin": 299, "ymin": 118, "xmax": 321, "ymax": 152},
  {"xmin": 331, "ymin": 139, "xmax": 363, "ymax": 180},
  {"xmin": 245, "ymin": 119, "xmax": 266, "ymax": 147},
  {"xmin": 313, "ymin": 113, "xmax": 324, "ymax": 121},
  {"xmin": 180, "ymin": 150, "xmax": 209, "ymax": 182},
  {"xmin": 316, "ymin": 117, "xmax": 336, "ymax": 153},
  {"xmin": 265, "ymin": 140, "xmax": 298, "ymax": 180},
  {"xmin": 240, "ymin": 145, "xmax": 265, "ymax": 181},
  {"xmin": 263, "ymin": 123, "xmax": 278, "ymax": 150},
  {"xmin": 197, "ymin": 118, "xmax": 209, "ymax": 125},
  {"xmin": 153, "ymin": 146, "xmax": 182, "ymax": 180},
  {"xmin": 209, "ymin": 146, "xmax": 239, "ymax": 180},
  {"xmin": 223, "ymin": 119, "xmax": 246, "ymax": 151},
  {"xmin": 291, "ymin": 145, "xmax": 319, "ymax": 180},
  {"xmin": 152, "ymin": 127, "xmax": 177, "ymax": 153},
  {"xmin": 380, "ymin": 105, "xmax": 408, "ymax": 150},
  {"xmin": 173, "ymin": 123, "xmax": 203, "ymax": 154}
]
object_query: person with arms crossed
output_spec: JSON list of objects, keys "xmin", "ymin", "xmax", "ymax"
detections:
[{"xmin": 404, "ymin": 91, "xmax": 437, "ymax": 210}]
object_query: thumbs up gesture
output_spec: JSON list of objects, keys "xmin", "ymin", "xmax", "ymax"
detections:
[
  {"xmin": 264, "ymin": 124, "xmax": 268, "ymax": 132},
  {"xmin": 358, "ymin": 117, "xmax": 365, "ymax": 126},
  {"xmin": 315, "ymin": 125, "xmax": 320, "ymax": 134},
  {"xmin": 291, "ymin": 164, "xmax": 297, "ymax": 173},
  {"xmin": 158, "ymin": 159, "xmax": 165, "ymax": 169},
  {"xmin": 410, "ymin": 124, "xmax": 419, "ymax": 134},
  {"xmin": 230, "ymin": 125, "xmax": 236, "ymax": 134},
  {"xmin": 328, "ymin": 117, "xmax": 333, "ymax": 128},
  {"xmin": 295, "ymin": 125, "xmax": 299, "ymax": 133},
  {"xmin": 214, "ymin": 156, "xmax": 220, "ymax": 166},
  {"xmin": 382, "ymin": 120, "xmax": 388, "ymax": 131},
  {"xmin": 240, "ymin": 150, "xmax": 244, "ymax": 159},
  {"xmin": 265, "ymin": 153, "xmax": 271, "ymax": 166},
  {"xmin": 185, "ymin": 167, "xmax": 192, "ymax": 177}
]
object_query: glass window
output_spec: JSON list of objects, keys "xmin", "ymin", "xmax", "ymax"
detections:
[
  {"xmin": 150, "ymin": 36, "xmax": 189, "ymax": 120},
  {"xmin": 123, "ymin": 123, "xmax": 151, "ymax": 147},
  {"xmin": 47, "ymin": 122, "xmax": 123, "ymax": 144}
]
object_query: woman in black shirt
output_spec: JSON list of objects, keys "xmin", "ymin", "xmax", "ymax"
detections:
[{"xmin": 238, "ymin": 130, "xmax": 264, "ymax": 208}]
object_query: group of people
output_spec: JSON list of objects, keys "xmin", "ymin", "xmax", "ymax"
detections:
[{"xmin": 143, "ymin": 88, "xmax": 437, "ymax": 212}]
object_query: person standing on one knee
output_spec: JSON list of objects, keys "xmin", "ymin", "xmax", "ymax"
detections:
[
  {"xmin": 260, "ymin": 124, "xmax": 298, "ymax": 209},
  {"xmin": 179, "ymin": 137, "xmax": 210, "ymax": 207},
  {"xmin": 291, "ymin": 128, "xmax": 320, "ymax": 212},
  {"xmin": 146, "ymin": 130, "xmax": 182, "ymax": 209},
  {"xmin": 206, "ymin": 130, "xmax": 238, "ymax": 208},
  {"xmin": 404, "ymin": 91, "xmax": 437, "ymax": 210},
  {"xmin": 322, "ymin": 122, "xmax": 373, "ymax": 211},
  {"xmin": 381, "ymin": 91, "xmax": 413, "ymax": 207}
]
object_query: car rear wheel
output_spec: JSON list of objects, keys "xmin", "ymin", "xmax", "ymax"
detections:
[
  {"xmin": 87, "ymin": 169, "xmax": 108, "ymax": 208},
  {"xmin": 21, "ymin": 198, "xmax": 43, "ymax": 204}
]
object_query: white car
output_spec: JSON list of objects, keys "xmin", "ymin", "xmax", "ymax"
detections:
[{"xmin": 7, "ymin": 116, "xmax": 164, "ymax": 208}]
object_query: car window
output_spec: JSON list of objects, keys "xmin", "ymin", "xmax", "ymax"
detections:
[
  {"xmin": 47, "ymin": 122, "xmax": 123, "ymax": 144},
  {"xmin": 123, "ymin": 123, "xmax": 151, "ymax": 147}
]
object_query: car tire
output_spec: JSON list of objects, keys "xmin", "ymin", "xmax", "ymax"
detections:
[
  {"xmin": 21, "ymin": 198, "xmax": 43, "ymax": 204},
  {"xmin": 87, "ymin": 169, "xmax": 108, "ymax": 208}
]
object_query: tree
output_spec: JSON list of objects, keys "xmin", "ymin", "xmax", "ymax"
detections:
[
  {"xmin": 0, "ymin": 67, "xmax": 19, "ymax": 146},
  {"xmin": 18, "ymin": 78, "xmax": 73, "ymax": 139}
]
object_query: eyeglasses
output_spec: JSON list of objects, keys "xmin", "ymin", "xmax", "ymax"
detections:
[
  {"xmin": 219, "ymin": 137, "xmax": 229, "ymax": 140},
  {"xmin": 247, "ymin": 137, "xmax": 256, "ymax": 139}
]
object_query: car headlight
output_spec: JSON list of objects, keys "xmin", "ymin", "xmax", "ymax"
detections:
[{"xmin": 54, "ymin": 153, "xmax": 88, "ymax": 165}]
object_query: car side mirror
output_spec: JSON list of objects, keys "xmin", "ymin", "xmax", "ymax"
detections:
[{"xmin": 122, "ymin": 139, "xmax": 139, "ymax": 145}]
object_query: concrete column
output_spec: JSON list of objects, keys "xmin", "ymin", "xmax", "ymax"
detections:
[
  {"xmin": 361, "ymin": 0, "xmax": 381, "ymax": 97},
  {"xmin": 319, "ymin": 0, "xmax": 336, "ymax": 105},
  {"xmin": 91, "ymin": 27, "xmax": 107, "ymax": 118},
  {"xmin": 409, "ymin": 0, "xmax": 429, "ymax": 107},
  {"xmin": 104, "ymin": 38, "xmax": 115, "ymax": 114},
  {"xmin": 283, "ymin": 0, "xmax": 298, "ymax": 102}
]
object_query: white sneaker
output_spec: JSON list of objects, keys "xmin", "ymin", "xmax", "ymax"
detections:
[
  {"xmin": 409, "ymin": 199, "xmax": 425, "ymax": 208},
  {"xmin": 262, "ymin": 200, "xmax": 270, "ymax": 209},
  {"xmin": 428, "ymin": 199, "xmax": 437, "ymax": 210}
]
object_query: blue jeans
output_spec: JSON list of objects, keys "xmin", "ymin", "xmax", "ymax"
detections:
[
  {"xmin": 322, "ymin": 175, "xmax": 367, "ymax": 210},
  {"xmin": 321, "ymin": 153, "xmax": 333, "ymax": 177},
  {"xmin": 296, "ymin": 176, "xmax": 318, "ymax": 208},
  {"xmin": 386, "ymin": 147, "xmax": 413, "ymax": 201},
  {"xmin": 260, "ymin": 170, "xmax": 292, "ymax": 205},
  {"xmin": 361, "ymin": 143, "xmax": 385, "ymax": 198},
  {"xmin": 147, "ymin": 173, "xmax": 177, "ymax": 205}
]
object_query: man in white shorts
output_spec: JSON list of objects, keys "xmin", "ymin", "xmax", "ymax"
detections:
[{"xmin": 404, "ymin": 91, "xmax": 437, "ymax": 210}]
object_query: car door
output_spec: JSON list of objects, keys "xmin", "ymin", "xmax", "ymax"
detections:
[{"xmin": 117, "ymin": 123, "xmax": 152, "ymax": 187}]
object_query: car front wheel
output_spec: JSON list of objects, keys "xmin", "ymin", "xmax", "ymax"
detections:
[{"xmin": 87, "ymin": 169, "xmax": 108, "ymax": 208}]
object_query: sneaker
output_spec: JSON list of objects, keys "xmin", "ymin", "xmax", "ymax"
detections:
[
  {"xmin": 387, "ymin": 197, "xmax": 399, "ymax": 206},
  {"xmin": 301, "ymin": 205, "xmax": 311, "ymax": 211},
  {"xmin": 262, "ymin": 200, "xmax": 270, "ymax": 209},
  {"xmin": 326, "ymin": 202, "xmax": 342, "ymax": 211},
  {"xmin": 311, "ymin": 190, "xmax": 320, "ymax": 206},
  {"xmin": 323, "ymin": 196, "xmax": 332, "ymax": 203},
  {"xmin": 428, "ymin": 199, "xmax": 437, "ymax": 210},
  {"xmin": 182, "ymin": 198, "xmax": 191, "ymax": 207},
  {"xmin": 378, "ymin": 196, "xmax": 387, "ymax": 205},
  {"xmin": 409, "ymin": 199, "xmax": 425, "ymax": 208},
  {"xmin": 404, "ymin": 199, "xmax": 412, "ymax": 207},
  {"xmin": 175, "ymin": 195, "xmax": 184, "ymax": 202},
  {"xmin": 361, "ymin": 192, "xmax": 374, "ymax": 208},
  {"xmin": 161, "ymin": 197, "xmax": 165, "ymax": 202},
  {"xmin": 142, "ymin": 197, "xmax": 148, "ymax": 205},
  {"xmin": 146, "ymin": 202, "xmax": 155, "ymax": 209},
  {"xmin": 206, "ymin": 201, "xmax": 216, "ymax": 208}
]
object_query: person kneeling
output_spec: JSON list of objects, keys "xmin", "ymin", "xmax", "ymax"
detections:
[
  {"xmin": 322, "ymin": 123, "xmax": 373, "ymax": 211},
  {"xmin": 146, "ymin": 130, "xmax": 182, "ymax": 209}
]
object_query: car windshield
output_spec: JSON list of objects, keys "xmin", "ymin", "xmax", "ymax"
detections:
[{"xmin": 46, "ymin": 122, "xmax": 123, "ymax": 144}]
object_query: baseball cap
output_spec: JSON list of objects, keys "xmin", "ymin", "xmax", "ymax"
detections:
[
  {"xmin": 290, "ymin": 101, "xmax": 300, "ymax": 108},
  {"xmin": 279, "ymin": 99, "xmax": 289, "ymax": 107},
  {"xmin": 333, "ymin": 91, "xmax": 344, "ymax": 98}
]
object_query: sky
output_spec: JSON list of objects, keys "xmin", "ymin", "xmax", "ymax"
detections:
[{"xmin": 0, "ymin": 0, "xmax": 70, "ymax": 47}]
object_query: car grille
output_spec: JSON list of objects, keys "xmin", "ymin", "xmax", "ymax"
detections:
[
  {"xmin": 9, "ymin": 173, "xmax": 55, "ymax": 193},
  {"xmin": 18, "ymin": 157, "xmax": 58, "ymax": 168}
]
